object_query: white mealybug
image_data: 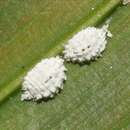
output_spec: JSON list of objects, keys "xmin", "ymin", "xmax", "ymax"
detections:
[
  {"xmin": 63, "ymin": 24, "xmax": 112, "ymax": 63},
  {"xmin": 21, "ymin": 56, "xmax": 67, "ymax": 101},
  {"xmin": 122, "ymin": 0, "xmax": 130, "ymax": 5}
]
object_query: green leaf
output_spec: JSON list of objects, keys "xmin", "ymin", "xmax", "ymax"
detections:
[
  {"xmin": 0, "ymin": 0, "xmax": 130, "ymax": 130},
  {"xmin": 0, "ymin": 0, "xmax": 120, "ymax": 102}
]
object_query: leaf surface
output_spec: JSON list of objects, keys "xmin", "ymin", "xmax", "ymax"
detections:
[{"xmin": 0, "ymin": 0, "xmax": 130, "ymax": 130}]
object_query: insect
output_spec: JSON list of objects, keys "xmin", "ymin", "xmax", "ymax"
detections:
[
  {"xmin": 21, "ymin": 56, "xmax": 67, "ymax": 101},
  {"xmin": 63, "ymin": 24, "xmax": 112, "ymax": 63},
  {"xmin": 122, "ymin": 0, "xmax": 130, "ymax": 5}
]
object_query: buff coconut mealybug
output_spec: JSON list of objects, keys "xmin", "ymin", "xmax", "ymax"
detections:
[
  {"xmin": 63, "ymin": 24, "xmax": 112, "ymax": 63},
  {"xmin": 21, "ymin": 56, "xmax": 67, "ymax": 101}
]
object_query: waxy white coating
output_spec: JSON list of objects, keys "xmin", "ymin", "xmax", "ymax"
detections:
[
  {"xmin": 123, "ymin": 0, "xmax": 130, "ymax": 5},
  {"xmin": 63, "ymin": 24, "xmax": 112, "ymax": 62},
  {"xmin": 21, "ymin": 56, "xmax": 67, "ymax": 101}
]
